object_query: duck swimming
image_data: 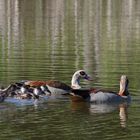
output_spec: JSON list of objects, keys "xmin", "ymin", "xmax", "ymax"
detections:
[
  {"xmin": 0, "ymin": 84, "xmax": 15, "ymax": 102},
  {"xmin": 0, "ymin": 70, "xmax": 91, "ymax": 100},
  {"xmin": 17, "ymin": 70, "xmax": 92, "ymax": 95},
  {"xmin": 7, "ymin": 83, "xmax": 52, "ymax": 99},
  {"xmin": 71, "ymin": 75, "xmax": 131, "ymax": 104}
]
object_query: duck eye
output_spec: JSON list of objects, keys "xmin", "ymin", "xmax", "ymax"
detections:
[{"xmin": 80, "ymin": 71, "xmax": 86, "ymax": 76}]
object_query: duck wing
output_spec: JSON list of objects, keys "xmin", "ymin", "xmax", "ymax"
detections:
[
  {"xmin": 25, "ymin": 80, "xmax": 71, "ymax": 90},
  {"xmin": 90, "ymin": 88, "xmax": 117, "ymax": 94}
]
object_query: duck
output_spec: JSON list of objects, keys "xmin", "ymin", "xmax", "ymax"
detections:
[
  {"xmin": 5, "ymin": 84, "xmax": 35, "ymax": 99},
  {"xmin": 70, "ymin": 75, "xmax": 131, "ymax": 104},
  {"xmin": 16, "ymin": 70, "xmax": 92, "ymax": 95},
  {"xmin": 0, "ymin": 84, "xmax": 15, "ymax": 102},
  {"xmin": 19, "ymin": 84, "xmax": 51, "ymax": 96},
  {"xmin": 8, "ymin": 84, "xmax": 52, "ymax": 99}
]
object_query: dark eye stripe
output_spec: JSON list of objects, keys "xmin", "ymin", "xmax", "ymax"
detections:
[{"xmin": 80, "ymin": 71, "xmax": 86, "ymax": 76}]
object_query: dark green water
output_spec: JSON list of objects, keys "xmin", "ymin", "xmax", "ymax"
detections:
[{"xmin": 0, "ymin": 0, "xmax": 140, "ymax": 139}]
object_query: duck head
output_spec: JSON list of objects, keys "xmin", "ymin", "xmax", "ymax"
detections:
[
  {"xmin": 20, "ymin": 85, "xmax": 30, "ymax": 94},
  {"xmin": 40, "ymin": 85, "xmax": 51, "ymax": 95},
  {"xmin": 71, "ymin": 70, "xmax": 92, "ymax": 89},
  {"xmin": 33, "ymin": 87, "xmax": 43, "ymax": 95},
  {"xmin": 118, "ymin": 75, "xmax": 129, "ymax": 96}
]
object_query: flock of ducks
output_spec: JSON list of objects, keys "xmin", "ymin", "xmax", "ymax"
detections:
[{"xmin": 0, "ymin": 70, "xmax": 131, "ymax": 104}]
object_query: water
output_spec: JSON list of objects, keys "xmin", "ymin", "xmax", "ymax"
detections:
[{"xmin": 0, "ymin": 0, "xmax": 140, "ymax": 139}]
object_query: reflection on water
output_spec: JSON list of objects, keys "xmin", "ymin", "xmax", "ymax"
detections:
[
  {"xmin": 119, "ymin": 103, "xmax": 128, "ymax": 128},
  {"xmin": 71, "ymin": 101, "xmax": 129, "ymax": 128},
  {"xmin": 4, "ymin": 95, "xmax": 69, "ymax": 107},
  {"xmin": 89, "ymin": 103, "xmax": 119, "ymax": 114},
  {"xmin": 0, "ymin": 99, "xmax": 130, "ymax": 140},
  {"xmin": 0, "ymin": 0, "xmax": 140, "ymax": 89},
  {"xmin": 0, "ymin": 0, "xmax": 140, "ymax": 139},
  {"xmin": 5, "ymin": 97, "xmax": 43, "ymax": 107}
]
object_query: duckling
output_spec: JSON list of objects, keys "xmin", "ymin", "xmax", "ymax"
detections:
[
  {"xmin": 40, "ymin": 85, "xmax": 51, "ymax": 96},
  {"xmin": 0, "ymin": 84, "xmax": 15, "ymax": 102}
]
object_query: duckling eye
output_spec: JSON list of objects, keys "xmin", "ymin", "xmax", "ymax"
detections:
[{"xmin": 80, "ymin": 71, "xmax": 86, "ymax": 76}]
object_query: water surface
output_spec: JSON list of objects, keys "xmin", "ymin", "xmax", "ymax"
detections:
[{"xmin": 0, "ymin": 0, "xmax": 140, "ymax": 139}]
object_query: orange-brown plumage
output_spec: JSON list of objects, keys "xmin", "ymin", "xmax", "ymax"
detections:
[{"xmin": 25, "ymin": 80, "xmax": 71, "ymax": 90}]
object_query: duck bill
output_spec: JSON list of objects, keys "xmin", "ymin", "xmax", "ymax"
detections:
[
  {"xmin": 84, "ymin": 75, "xmax": 93, "ymax": 81},
  {"xmin": 47, "ymin": 88, "xmax": 51, "ymax": 95},
  {"xmin": 45, "ymin": 86, "xmax": 52, "ymax": 95}
]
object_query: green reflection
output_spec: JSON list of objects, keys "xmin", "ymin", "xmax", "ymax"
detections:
[{"xmin": 0, "ymin": 0, "xmax": 140, "ymax": 139}]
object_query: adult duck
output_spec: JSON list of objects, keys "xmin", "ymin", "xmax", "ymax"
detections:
[
  {"xmin": 71, "ymin": 75, "xmax": 131, "ymax": 103},
  {"xmin": 14, "ymin": 70, "xmax": 92, "ymax": 95}
]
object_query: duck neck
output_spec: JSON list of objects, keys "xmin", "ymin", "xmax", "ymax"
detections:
[
  {"xmin": 71, "ymin": 74, "xmax": 81, "ymax": 89},
  {"xmin": 118, "ymin": 75, "xmax": 129, "ymax": 96},
  {"xmin": 119, "ymin": 89, "xmax": 129, "ymax": 96},
  {"xmin": 118, "ymin": 82, "xmax": 129, "ymax": 96}
]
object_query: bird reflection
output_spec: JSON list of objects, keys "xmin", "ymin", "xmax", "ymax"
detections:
[
  {"xmin": 70, "ymin": 101, "xmax": 90, "ymax": 113},
  {"xmin": 119, "ymin": 103, "xmax": 128, "ymax": 128},
  {"xmin": 70, "ymin": 101, "xmax": 129, "ymax": 128},
  {"xmin": 89, "ymin": 103, "xmax": 118, "ymax": 113},
  {"xmin": 90, "ymin": 103, "xmax": 129, "ymax": 128}
]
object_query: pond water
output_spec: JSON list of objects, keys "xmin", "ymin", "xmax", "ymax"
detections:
[{"xmin": 0, "ymin": 0, "xmax": 140, "ymax": 139}]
